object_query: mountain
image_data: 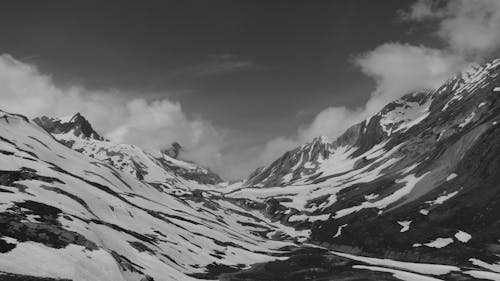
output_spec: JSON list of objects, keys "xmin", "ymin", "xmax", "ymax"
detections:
[
  {"xmin": 33, "ymin": 114, "xmax": 222, "ymax": 186},
  {"xmin": 225, "ymin": 58, "xmax": 500, "ymax": 277},
  {"xmin": 0, "ymin": 109, "xmax": 303, "ymax": 281},
  {"xmin": 2, "ymin": 58, "xmax": 500, "ymax": 281}
]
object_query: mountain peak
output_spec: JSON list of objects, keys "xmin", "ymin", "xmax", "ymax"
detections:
[{"xmin": 33, "ymin": 113, "xmax": 104, "ymax": 141}]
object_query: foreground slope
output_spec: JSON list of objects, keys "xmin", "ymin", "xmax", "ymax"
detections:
[{"xmin": 0, "ymin": 110, "xmax": 298, "ymax": 281}]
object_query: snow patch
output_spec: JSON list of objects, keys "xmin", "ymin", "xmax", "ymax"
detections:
[
  {"xmin": 426, "ymin": 191, "xmax": 458, "ymax": 205},
  {"xmin": 454, "ymin": 231, "xmax": 471, "ymax": 243},
  {"xmin": 333, "ymin": 224, "xmax": 348, "ymax": 238},
  {"xmin": 446, "ymin": 173, "xmax": 457, "ymax": 181},
  {"xmin": 333, "ymin": 251, "xmax": 460, "ymax": 275},
  {"xmin": 364, "ymin": 193, "xmax": 379, "ymax": 200},
  {"xmin": 419, "ymin": 209, "xmax": 429, "ymax": 215},
  {"xmin": 424, "ymin": 238, "xmax": 454, "ymax": 248},
  {"xmin": 469, "ymin": 258, "xmax": 500, "ymax": 273},
  {"xmin": 397, "ymin": 221, "xmax": 411, "ymax": 233}
]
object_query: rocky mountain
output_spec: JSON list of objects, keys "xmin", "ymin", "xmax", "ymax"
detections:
[
  {"xmin": 2, "ymin": 58, "xmax": 500, "ymax": 281},
  {"xmin": 225, "ymin": 58, "xmax": 500, "ymax": 278},
  {"xmin": 34, "ymin": 114, "xmax": 222, "ymax": 186}
]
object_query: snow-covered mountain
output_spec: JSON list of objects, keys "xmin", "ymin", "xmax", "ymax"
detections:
[
  {"xmin": 33, "ymin": 113, "xmax": 222, "ymax": 186},
  {"xmin": 2, "ymin": 58, "xmax": 500, "ymax": 281},
  {"xmin": 0, "ymin": 109, "xmax": 303, "ymax": 281},
  {"xmin": 224, "ymin": 58, "xmax": 500, "ymax": 278}
]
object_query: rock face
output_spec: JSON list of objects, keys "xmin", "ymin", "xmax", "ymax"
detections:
[{"xmin": 33, "ymin": 113, "xmax": 104, "ymax": 141}]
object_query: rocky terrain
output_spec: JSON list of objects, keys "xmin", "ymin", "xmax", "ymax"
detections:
[{"xmin": 1, "ymin": 58, "xmax": 500, "ymax": 280}]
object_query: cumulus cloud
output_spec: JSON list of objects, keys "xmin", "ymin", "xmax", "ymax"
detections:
[
  {"xmin": 354, "ymin": 43, "xmax": 467, "ymax": 114},
  {"xmin": 402, "ymin": 0, "xmax": 500, "ymax": 57},
  {"xmin": 0, "ymin": 53, "xmax": 224, "ymax": 170}
]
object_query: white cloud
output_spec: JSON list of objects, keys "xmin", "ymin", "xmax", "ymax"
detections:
[
  {"xmin": 0, "ymin": 53, "xmax": 225, "ymax": 171},
  {"xmin": 354, "ymin": 43, "xmax": 467, "ymax": 115},
  {"xmin": 403, "ymin": 0, "xmax": 500, "ymax": 57}
]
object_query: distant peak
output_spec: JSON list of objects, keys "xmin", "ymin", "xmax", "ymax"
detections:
[
  {"xmin": 33, "ymin": 113, "xmax": 104, "ymax": 141},
  {"xmin": 312, "ymin": 135, "xmax": 331, "ymax": 144}
]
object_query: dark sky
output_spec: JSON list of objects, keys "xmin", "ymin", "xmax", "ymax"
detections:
[{"xmin": 0, "ymin": 0, "xmax": 430, "ymax": 152}]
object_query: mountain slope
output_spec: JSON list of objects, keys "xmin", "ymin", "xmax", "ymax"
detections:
[
  {"xmin": 0, "ymin": 110, "xmax": 300, "ymax": 281},
  {"xmin": 228, "ymin": 58, "xmax": 500, "ymax": 270}
]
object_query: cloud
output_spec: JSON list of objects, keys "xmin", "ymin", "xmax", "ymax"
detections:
[
  {"xmin": 353, "ymin": 43, "xmax": 467, "ymax": 114},
  {"xmin": 402, "ymin": 0, "xmax": 500, "ymax": 57},
  {"xmin": 0, "ymin": 53, "xmax": 225, "ymax": 171}
]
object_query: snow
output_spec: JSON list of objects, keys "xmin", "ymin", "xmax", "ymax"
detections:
[
  {"xmin": 288, "ymin": 214, "xmax": 308, "ymax": 222},
  {"xmin": 459, "ymin": 112, "xmax": 475, "ymax": 128},
  {"xmin": 352, "ymin": 265, "xmax": 444, "ymax": 281},
  {"xmin": 470, "ymin": 258, "xmax": 500, "ymax": 273},
  {"xmin": 454, "ymin": 231, "xmax": 471, "ymax": 243},
  {"xmin": 333, "ymin": 252, "xmax": 460, "ymax": 275},
  {"xmin": 424, "ymin": 238, "xmax": 454, "ymax": 248},
  {"xmin": 494, "ymin": 87, "xmax": 500, "ymax": 92},
  {"xmin": 379, "ymin": 97, "xmax": 432, "ymax": 135},
  {"xmin": 446, "ymin": 173, "xmax": 457, "ymax": 181},
  {"xmin": 0, "ymin": 240, "xmax": 125, "ymax": 281},
  {"xmin": 397, "ymin": 221, "xmax": 411, "ymax": 233},
  {"xmin": 307, "ymin": 213, "xmax": 330, "ymax": 222},
  {"xmin": 0, "ymin": 112, "xmax": 298, "ymax": 280},
  {"xmin": 426, "ymin": 191, "xmax": 458, "ymax": 205},
  {"xmin": 420, "ymin": 209, "xmax": 429, "ymax": 216},
  {"xmin": 333, "ymin": 224, "xmax": 348, "ymax": 238},
  {"xmin": 334, "ymin": 172, "xmax": 429, "ymax": 218},
  {"xmin": 365, "ymin": 193, "xmax": 379, "ymax": 200},
  {"xmin": 465, "ymin": 270, "xmax": 500, "ymax": 280}
]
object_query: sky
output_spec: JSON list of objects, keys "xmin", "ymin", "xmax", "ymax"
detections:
[{"xmin": 1, "ymin": 0, "xmax": 500, "ymax": 180}]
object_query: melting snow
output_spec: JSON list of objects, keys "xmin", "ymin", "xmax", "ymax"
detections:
[
  {"xmin": 333, "ymin": 251, "xmax": 460, "ymax": 275},
  {"xmin": 333, "ymin": 224, "xmax": 348, "ymax": 238},
  {"xmin": 446, "ymin": 173, "xmax": 457, "ymax": 181},
  {"xmin": 397, "ymin": 221, "xmax": 411, "ymax": 233},
  {"xmin": 364, "ymin": 193, "xmax": 379, "ymax": 200},
  {"xmin": 469, "ymin": 258, "xmax": 500, "ymax": 273},
  {"xmin": 334, "ymin": 173, "xmax": 429, "ymax": 218},
  {"xmin": 424, "ymin": 238, "xmax": 454, "ymax": 248},
  {"xmin": 465, "ymin": 270, "xmax": 500, "ymax": 280},
  {"xmin": 454, "ymin": 231, "xmax": 471, "ymax": 243},
  {"xmin": 426, "ymin": 191, "xmax": 458, "ymax": 205}
]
